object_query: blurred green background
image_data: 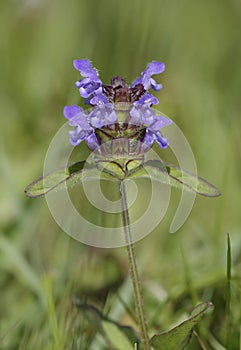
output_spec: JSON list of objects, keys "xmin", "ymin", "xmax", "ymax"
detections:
[{"xmin": 1, "ymin": 0, "xmax": 241, "ymax": 349}]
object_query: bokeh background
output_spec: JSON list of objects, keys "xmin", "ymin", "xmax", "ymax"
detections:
[{"xmin": 1, "ymin": 0, "xmax": 241, "ymax": 349}]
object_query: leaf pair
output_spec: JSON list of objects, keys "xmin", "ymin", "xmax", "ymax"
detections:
[{"xmin": 24, "ymin": 159, "xmax": 221, "ymax": 198}]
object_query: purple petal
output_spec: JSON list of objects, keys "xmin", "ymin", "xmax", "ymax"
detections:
[
  {"xmin": 73, "ymin": 59, "xmax": 99, "ymax": 81},
  {"xmin": 75, "ymin": 77, "xmax": 90, "ymax": 88},
  {"xmin": 91, "ymin": 116, "xmax": 104, "ymax": 128},
  {"xmin": 129, "ymin": 106, "xmax": 143, "ymax": 125},
  {"xmin": 90, "ymin": 108, "xmax": 105, "ymax": 128},
  {"xmin": 146, "ymin": 61, "xmax": 165, "ymax": 75},
  {"xmin": 155, "ymin": 131, "xmax": 169, "ymax": 148},
  {"xmin": 143, "ymin": 130, "xmax": 155, "ymax": 147},
  {"xmin": 136, "ymin": 93, "xmax": 159, "ymax": 106},
  {"xmin": 150, "ymin": 78, "xmax": 163, "ymax": 91},
  {"xmin": 63, "ymin": 105, "xmax": 83, "ymax": 120},
  {"xmin": 132, "ymin": 61, "xmax": 165, "ymax": 91},
  {"xmin": 141, "ymin": 107, "xmax": 156, "ymax": 124},
  {"xmin": 130, "ymin": 104, "xmax": 156, "ymax": 125},
  {"xmin": 90, "ymin": 94, "xmax": 109, "ymax": 105},
  {"xmin": 105, "ymin": 109, "xmax": 117, "ymax": 124},
  {"xmin": 64, "ymin": 107, "xmax": 92, "ymax": 131},
  {"xmin": 68, "ymin": 128, "xmax": 85, "ymax": 146},
  {"xmin": 149, "ymin": 115, "xmax": 172, "ymax": 131},
  {"xmin": 89, "ymin": 104, "xmax": 117, "ymax": 127},
  {"xmin": 85, "ymin": 132, "xmax": 99, "ymax": 150},
  {"xmin": 76, "ymin": 79, "xmax": 102, "ymax": 98},
  {"xmin": 74, "ymin": 118, "xmax": 92, "ymax": 130}
]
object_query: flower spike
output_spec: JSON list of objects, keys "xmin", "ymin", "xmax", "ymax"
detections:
[{"xmin": 64, "ymin": 59, "xmax": 172, "ymax": 152}]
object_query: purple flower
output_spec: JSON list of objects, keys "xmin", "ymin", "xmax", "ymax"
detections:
[
  {"xmin": 143, "ymin": 115, "xmax": 172, "ymax": 149},
  {"xmin": 90, "ymin": 94, "xmax": 109, "ymax": 105},
  {"xmin": 64, "ymin": 59, "xmax": 172, "ymax": 151},
  {"xmin": 63, "ymin": 105, "xmax": 98, "ymax": 147},
  {"xmin": 74, "ymin": 59, "xmax": 103, "ymax": 101},
  {"xmin": 130, "ymin": 103, "xmax": 156, "ymax": 125},
  {"xmin": 89, "ymin": 103, "xmax": 117, "ymax": 128},
  {"xmin": 131, "ymin": 61, "xmax": 165, "ymax": 91},
  {"xmin": 130, "ymin": 93, "xmax": 159, "ymax": 124}
]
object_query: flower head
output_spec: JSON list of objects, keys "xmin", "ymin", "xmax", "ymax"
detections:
[{"xmin": 64, "ymin": 60, "xmax": 172, "ymax": 154}]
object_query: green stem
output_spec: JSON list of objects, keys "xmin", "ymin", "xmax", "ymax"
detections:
[{"xmin": 118, "ymin": 180, "xmax": 151, "ymax": 350}]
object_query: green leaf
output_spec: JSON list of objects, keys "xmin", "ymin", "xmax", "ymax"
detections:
[
  {"xmin": 24, "ymin": 161, "xmax": 84, "ymax": 198},
  {"xmin": 24, "ymin": 161, "xmax": 116, "ymax": 198},
  {"xmin": 102, "ymin": 321, "xmax": 134, "ymax": 350},
  {"xmin": 151, "ymin": 301, "xmax": 214, "ymax": 350},
  {"xmin": 73, "ymin": 300, "xmax": 139, "ymax": 349},
  {"xmin": 129, "ymin": 160, "xmax": 221, "ymax": 197}
]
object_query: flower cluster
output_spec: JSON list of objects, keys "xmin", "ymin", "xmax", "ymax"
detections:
[{"xmin": 63, "ymin": 59, "xmax": 172, "ymax": 152}]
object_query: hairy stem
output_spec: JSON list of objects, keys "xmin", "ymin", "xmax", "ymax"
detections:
[{"xmin": 118, "ymin": 180, "xmax": 151, "ymax": 350}]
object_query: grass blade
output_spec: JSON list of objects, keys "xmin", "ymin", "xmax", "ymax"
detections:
[{"xmin": 226, "ymin": 233, "xmax": 232, "ymax": 349}]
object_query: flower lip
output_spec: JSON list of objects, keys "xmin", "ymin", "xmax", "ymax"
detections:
[
  {"xmin": 73, "ymin": 59, "xmax": 100, "ymax": 81},
  {"xmin": 63, "ymin": 105, "xmax": 83, "ymax": 120},
  {"xmin": 131, "ymin": 61, "xmax": 165, "ymax": 91}
]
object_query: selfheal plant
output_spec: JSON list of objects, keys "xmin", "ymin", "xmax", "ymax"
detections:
[{"xmin": 25, "ymin": 59, "xmax": 221, "ymax": 350}]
